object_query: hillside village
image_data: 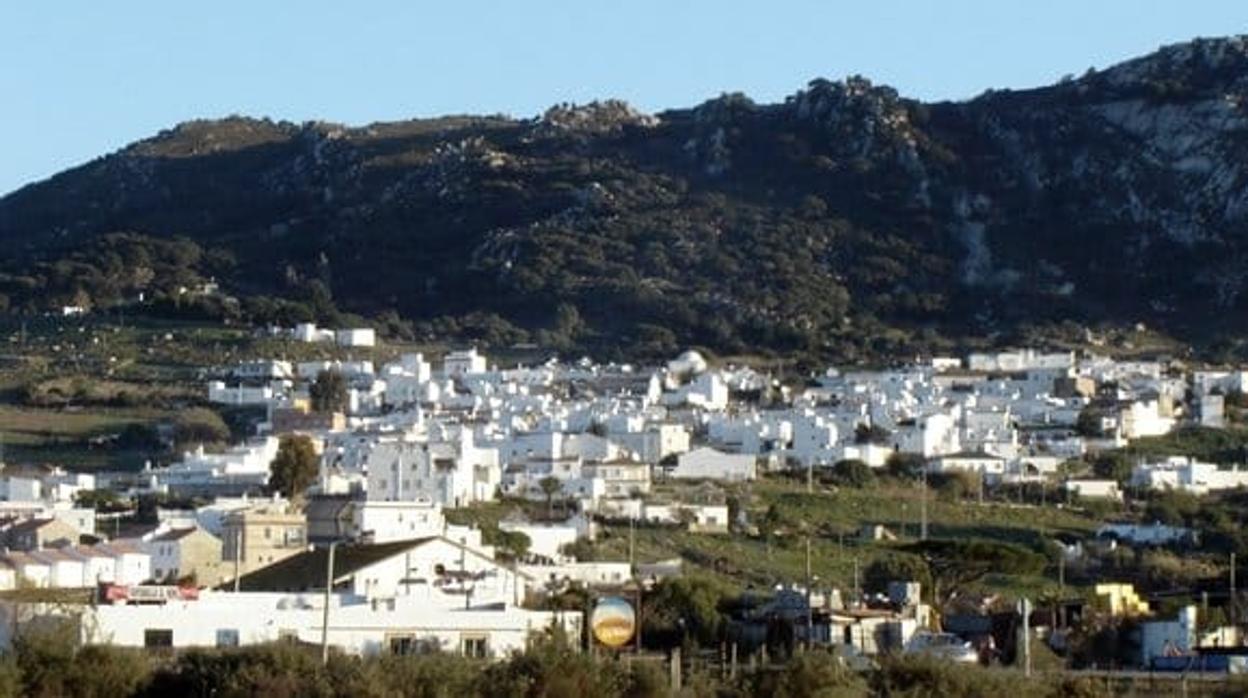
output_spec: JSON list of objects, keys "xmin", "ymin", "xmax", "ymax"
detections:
[{"xmin": 1, "ymin": 337, "xmax": 1248, "ymax": 676}]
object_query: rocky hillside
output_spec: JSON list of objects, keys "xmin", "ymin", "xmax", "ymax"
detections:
[{"xmin": 5, "ymin": 36, "xmax": 1248, "ymax": 360}]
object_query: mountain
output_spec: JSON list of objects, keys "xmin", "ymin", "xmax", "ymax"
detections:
[{"xmin": 5, "ymin": 36, "xmax": 1248, "ymax": 361}]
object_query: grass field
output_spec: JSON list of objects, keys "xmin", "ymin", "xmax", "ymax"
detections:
[
  {"xmin": 0, "ymin": 404, "xmax": 174, "ymax": 469},
  {"xmin": 0, "ymin": 404, "xmax": 162, "ymax": 445},
  {"xmin": 610, "ymin": 477, "xmax": 1098, "ymax": 600},
  {"xmin": 447, "ymin": 476, "xmax": 1104, "ymax": 602}
]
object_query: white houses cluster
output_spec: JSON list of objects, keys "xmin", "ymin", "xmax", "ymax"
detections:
[
  {"xmin": 191, "ymin": 346, "xmax": 1248, "ymax": 507},
  {"xmin": 19, "ymin": 345, "xmax": 1248, "ymax": 659}
]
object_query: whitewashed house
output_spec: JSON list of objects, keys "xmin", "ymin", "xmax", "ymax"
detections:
[
  {"xmin": 1130, "ymin": 457, "xmax": 1248, "ymax": 495},
  {"xmin": 336, "ymin": 328, "xmax": 376, "ymax": 348},
  {"xmin": 670, "ymin": 447, "xmax": 757, "ymax": 482}
]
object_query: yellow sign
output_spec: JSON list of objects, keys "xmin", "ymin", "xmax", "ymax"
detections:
[{"xmin": 591, "ymin": 596, "xmax": 636, "ymax": 648}]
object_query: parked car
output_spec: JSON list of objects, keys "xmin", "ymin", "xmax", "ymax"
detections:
[{"xmin": 903, "ymin": 631, "xmax": 979, "ymax": 663}]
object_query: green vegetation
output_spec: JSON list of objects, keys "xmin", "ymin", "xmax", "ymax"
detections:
[
  {"xmin": 583, "ymin": 476, "xmax": 1097, "ymax": 602},
  {"xmin": 0, "ymin": 314, "xmax": 460, "ymax": 470},
  {"xmin": 309, "ymin": 369, "xmax": 349, "ymax": 415},
  {"xmin": 4, "ymin": 620, "xmax": 1234, "ymax": 697},
  {"xmin": 11, "ymin": 42, "xmax": 1248, "ymax": 360},
  {"xmin": 1121, "ymin": 426, "xmax": 1248, "ymax": 465},
  {"xmin": 268, "ymin": 434, "xmax": 319, "ymax": 500}
]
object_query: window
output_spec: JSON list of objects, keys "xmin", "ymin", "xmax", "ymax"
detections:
[
  {"xmin": 278, "ymin": 629, "xmax": 298, "ymax": 644},
  {"xmin": 144, "ymin": 629, "xmax": 173, "ymax": 649},
  {"xmin": 461, "ymin": 635, "xmax": 488, "ymax": 659},
  {"xmin": 216, "ymin": 629, "xmax": 240, "ymax": 647},
  {"xmin": 390, "ymin": 635, "xmax": 416, "ymax": 655},
  {"xmin": 264, "ymin": 527, "xmax": 272, "ymax": 540}
]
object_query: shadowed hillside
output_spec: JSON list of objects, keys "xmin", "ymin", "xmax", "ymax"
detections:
[{"xmin": 5, "ymin": 37, "xmax": 1248, "ymax": 360}]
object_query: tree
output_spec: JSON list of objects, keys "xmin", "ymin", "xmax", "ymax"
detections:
[
  {"xmin": 900, "ymin": 539, "xmax": 1046, "ymax": 603},
  {"xmin": 538, "ymin": 476, "xmax": 562, "ymax": 520},
  {"xmin": 483, "ymin": 527, "xmax": 531, "ymax": 562},
  {"xmin": 74, "ymin": 489, "xmax": 127, "ymax": 512},
  {"xmin": 1091, "ymin": 451, "xmax": 1132, "ymax": 483},
  {"xmin": 854, "ymin": 422, "xmax": 891, "ymax": 446},
  {"xmin": 269, "ymin": 434, "xmax": 319, "ymax": 500},
  {"xmin": 309, "ymin": 369, "xmax": 349, "ymax": 414},
  {"xmin": 1076, "ymin": 406, "xmax": 1106, "ymax": 438},
  {"xmin": 642, "ymin": 576, "xmax": 727, "ymax": 648},
  {"xmin": 862, "ymin": 554, "xmax": 933, "ymax": 598}
]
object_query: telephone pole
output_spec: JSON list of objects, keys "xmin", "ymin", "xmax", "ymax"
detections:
[
  {"xmin": 919, "ymin": 469, "xmax": 928, "ymax": 541},
  {"xmin": 321, "ymin": 542, "xmax": 337, "ymax": 665},
  {"xmin": 1232, "ymin": 552, "xmax": 1238, "ymax": 624},
  {"xmin": 232, "ymin": 527, "xmax": 242, "ymax": 592},
  {"xmin": 628, "ymin": 516, "xmax": 636, "ymax": 574},
  {"xmin": 805, "ymin": 536, "xmax": 813, "ymax": 647}
]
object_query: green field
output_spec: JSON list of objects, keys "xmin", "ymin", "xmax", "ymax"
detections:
[
  {"xmin": 593, "ymin": 478, "xmax": 1098, "ymax": 599},
  {"xmin": 448, "ymin": 477, "xmax": 1103, "ymax": 602}
]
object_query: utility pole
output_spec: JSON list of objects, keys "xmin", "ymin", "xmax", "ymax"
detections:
[
  {"xmin": 852, "ymin": 557, "xmax": 860, "ymax": 607},
  {"xmin": 1019, "ymin": 598, "xmax": 1032, "ymax": 677},
  {"xmin": 1058, "ymin": 553, "xmax": 1065, "ymax": 591},
  {"xmin": 806, "ymin": 460, "xmax": 813, "ymax": 495},
  {"xmin": 920, "ymin": 469, "xmax": 928, "ymax": 541},
  {"xmin": 1232, "ymin": 552, "xmax": 1238, "ymax": 624},
  {"xmin": 321, "ymin": 542, "xmax": 337, "ymax": 665},
  {"xmin": 232, "ymin": 527, "xmax": 242, "ymax": 593},
  {"xmin": 805, "ymin": 536, "xmax": 813, "ymax": 648},
  {"xmin": 628, "ymin": 516, "xmax": 636, "ymax": 574},
  {"xmin": 1058, "ymin": 554, "xmax": 1066, "ymax": 628}
]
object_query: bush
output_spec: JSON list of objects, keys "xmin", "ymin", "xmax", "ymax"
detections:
[
  {"xmin": 172, "ymin": 408, "xmax": 230, "ymax": 449},
  {"xmin": 744, "ymin": 649, "xmax": 867, "ymax": 697},
  {"xmin": 884, "ymin": 452, "xmax": 925, "ymax": 479},
  {"xmin": 930, "ymin": 470, "xmax": 981, "ymax": 501},
  {"xmin": 873, "ymin": 654, "xmax": 1069, "ymax": 698},
  {"xmin": 478, "ymin": 629, "xmax": 627, "ymax": 698},
  {"xmin": 12, "ymin": 622, "xmax": 150, "ymax": 698},
  {"xmin": 829, "ymin": 459, "xmax": 875, "ymax": 488}
]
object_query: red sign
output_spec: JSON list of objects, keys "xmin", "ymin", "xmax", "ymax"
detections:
[{"xmin": 99, "ymin": 583, "xmax": 199, "ymax": 604}]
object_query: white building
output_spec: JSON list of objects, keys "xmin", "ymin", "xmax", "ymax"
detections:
[
  {"xmin": 1130, "ymin": 457, "xmax": 1248, "ymax": 495},
  {"xmin": 498, "ymin": 520, "xmax": 580, "ymax": 560},
  {"xmin": 152, "ymin": 438, "xmax": 281, "ymax": 497},
  {"xmin": 336, "ymin": 328, "xmax": 377, "ymax": 348},
  {"xmin": 352, "ymin": 500, "xmax": 446, "ymax": 544},
  {"xmin": 1064, "ymin": 479, "xmax": 1123, "ymax": 501},
  {"xmin": 364, "ymin": 433, "xmax": 499, "ymax": 508},
  {"xmin": 207, "ymin": 381, "xmax": 275, "ymax": 406},
  {"xmin": 444, "ymin": 349, "xmax": 487, "ymax": 377},
  {"xmin": 293, "ymin": 323, "xmax": 335, "ymax": 343},
  {"xmin": 670, "ymin": 447, "xmax": 757, "ymax": 482}
]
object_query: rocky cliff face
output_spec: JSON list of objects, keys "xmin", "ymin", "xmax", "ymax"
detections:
[{"xmin": 4, "ymin": 37, "xmax": 1248, "ymax": 357}]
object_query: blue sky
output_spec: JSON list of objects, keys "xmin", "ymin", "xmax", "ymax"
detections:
[{"xmin": 2, "ymin": 1, "xmax": 1247, "ymax": 195}]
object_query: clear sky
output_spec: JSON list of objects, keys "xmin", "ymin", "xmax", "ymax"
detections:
[{"xmin": 3, "ymin": 1, "xmax": 1247, "ymax": 195}]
